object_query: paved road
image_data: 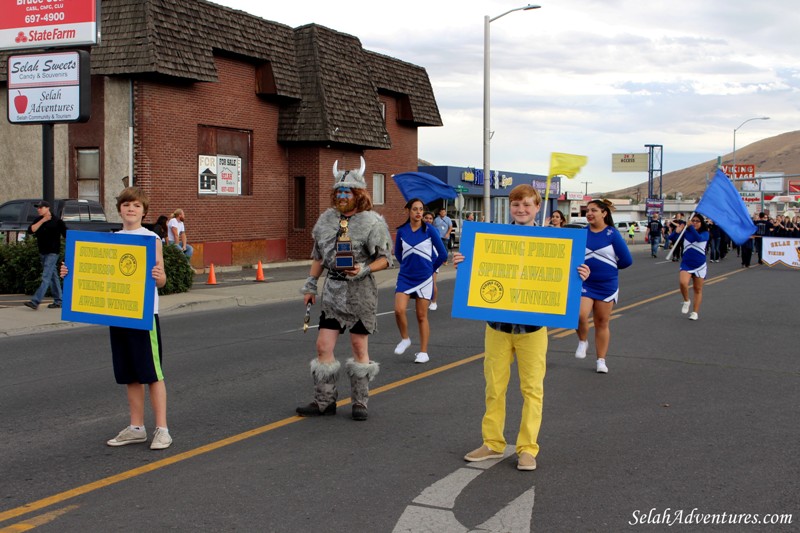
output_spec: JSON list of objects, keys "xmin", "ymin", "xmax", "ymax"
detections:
[{"xmin": 0, "ymin": 248, "xmax": 798, "ymax": 532}]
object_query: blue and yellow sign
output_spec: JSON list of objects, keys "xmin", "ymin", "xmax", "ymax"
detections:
[
  {"xmin": 62, "ymin": 231, "xmax": 156, "ymax": 330},
  {"xmin": 452, "ymin": 222, "xmax": 587, "ymax": 329}
]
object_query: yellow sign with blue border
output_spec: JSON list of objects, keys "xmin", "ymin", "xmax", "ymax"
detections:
[
  {"xmin": 62, "ymin": 231, "xmax": 156, "ymax": 330},
  {"xmin": 452, "ymin": 222, "xmax": 586, "ymax": 328}
]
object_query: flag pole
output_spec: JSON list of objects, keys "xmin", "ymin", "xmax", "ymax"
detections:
[{"xmin": 665, "ymin": 211, "xmax": 696, "ymax": 261}]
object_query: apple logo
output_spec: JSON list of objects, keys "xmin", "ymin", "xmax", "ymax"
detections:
[{"xmin": 14, "ymin": 91, "xmax": 28, "ymax": 114}]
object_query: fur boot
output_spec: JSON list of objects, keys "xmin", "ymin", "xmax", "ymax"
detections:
[
  {"xmin": 296, "ymin": 359, "xmax": 340, "ymax": 417},
  {"xmin": 346, "ymin": 358, "xmax": 380, "ymax": 421}
]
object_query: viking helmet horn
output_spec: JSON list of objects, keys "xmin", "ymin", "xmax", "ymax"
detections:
[
  {"xmin": 358, "ymin": 156, "xmax": 365, "ymax": 177},
  {"xmin": 333, "ymin": 160, "xmax": 339, "ymax": 177}
]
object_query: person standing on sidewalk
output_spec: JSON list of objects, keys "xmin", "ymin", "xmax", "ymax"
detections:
[
  {"xmin": 433, "ymin": 207, "xmax": 453, "ymax": 263},
  {"xmin": 575, "ymin": 199, "xmax": 633, "ymax": 374},
  {"xmin": 24, "ymin": 201, "xmax": 67, "ymax": 310},
  {"xmin": 61, "ymin": 187, "xmax": 171, "ymax": 449},
  {"xmin": 297, "ymin": 157, "xmax": 392, "ymax": 421},
  {"xmin": 456, "ymin": 184, "xmax": 590, "ymax": 471},
  {"xmin": 393, "ymin": 199, "xmax": 447, "ymax": 364}
]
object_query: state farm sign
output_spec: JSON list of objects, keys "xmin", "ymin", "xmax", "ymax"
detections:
[
  {"xmin": 0, "ymin": 0, "xmax": 99, "ymax": 51},
  {"xmin": 7, "ymin": 51, "xmax": 91, "ymax": 124}
]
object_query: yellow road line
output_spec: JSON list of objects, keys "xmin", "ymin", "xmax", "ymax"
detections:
[{"xmin": 0, "ymin": 505, "xmax": 79, "ymax": 532}]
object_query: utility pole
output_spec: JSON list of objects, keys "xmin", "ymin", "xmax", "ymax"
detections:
[{"xmin": 582, "ymin": 181, "xmax": 592, "ymax": 196}]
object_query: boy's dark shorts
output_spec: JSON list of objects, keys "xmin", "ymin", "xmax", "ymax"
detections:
[
  {"xmin": 109, "ymin": 315, "xmax": 164, "ymax": 384},
  {"xmin": 318, "ymin": 312, "xmax": 369, "ymax": 335}
]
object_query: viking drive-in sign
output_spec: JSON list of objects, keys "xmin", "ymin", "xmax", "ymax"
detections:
[{"xmin": 1, "ymin": 0, "xmax": 99, "ymax": 51}]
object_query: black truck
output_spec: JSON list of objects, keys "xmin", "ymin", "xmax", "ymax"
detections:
[{"xmin": 0, "ymin": 198, "xmax": 122, "ymax": 242}]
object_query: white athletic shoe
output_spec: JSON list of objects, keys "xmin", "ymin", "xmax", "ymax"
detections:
[
  {"xmin": 681, "ymin": 301, "xmax": 691, "ymax": 314},
  {"xmin": 596, "ymin": 359, "xmax": 608, "ymax": 373},
  {"xmin": 428, "ymin": 302, "xmax": 438, "ymax": 311},
  {"xmin": 414, "ymin": 352, "xmax": 430, "ymax": 364},
  {"xmin": 394, "ymin": 338, "xmax": 412, "ymax": 355},
  {"xmin": 575, "ymin": 340, "xmax": 588, "ymax": 359},
  {"xmin": 688, "ymin": 312, "xmax": 698, "ymax": 321}
]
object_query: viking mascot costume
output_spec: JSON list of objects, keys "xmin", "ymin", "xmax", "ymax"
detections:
[{"xmin": 297, "ymin": 157, "xmax": 392, "ymax": 421}]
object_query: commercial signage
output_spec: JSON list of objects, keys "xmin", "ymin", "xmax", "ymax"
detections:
[
  {"xmin": 1, "ymin": 0, "xmax": 99, "ymax": 51},
  {"xmin": 740, "ymin": 191, "xmax": 762, "ymax": 204},
  {"xmin": 611, "ymin": 153, "xmax": 649, "ymax": 172},
  {"xmin": 721, "ymin": 164, "xmax": 755, "ymax": 179},
  {"xmin": 565, "ymin": 191, "xmax": 584, "ymax": 201},
  {"xmin": 645, "ymin": 198, "xmax": 664, "ymax": 216},
  {"xmin": 7, "ymin": 50, "xmax": 91, "ymax": 123},
  {"xmin": 198, "ymin": 154, "xmax": 242, "ymax": 195}
]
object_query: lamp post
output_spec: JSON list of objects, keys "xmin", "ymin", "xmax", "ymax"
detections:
[
  {"xmin": 483, "ymin": 4, "xmax": 540, "ymax": 223},
  {"xmin": 731, "ymin": 116, "xmax": 770, "ymax": 179}
]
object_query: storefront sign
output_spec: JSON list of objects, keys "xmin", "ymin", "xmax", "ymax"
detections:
[
  {"xmin": 1, "ymin": 0, "xmax": 99, "ymax": 51},
  {"xmin": 452, "ymin": 223, "xmax": 586, "ymax": 328},
  {"xmin": 612, "ymin": 153, "xmax": 649, "ymax": 172},
  {"xmin": 62, "ymin": 231, "xmax": 156, "ymax": 330}
]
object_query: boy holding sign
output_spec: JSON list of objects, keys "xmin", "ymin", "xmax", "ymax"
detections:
[
  {"xmin": 454, "ymin": 185, "xmax": 589, "ymax": 471},
  {"xmin": 62, "ymin": 187, "xmax": 171, "ymax": 449}
]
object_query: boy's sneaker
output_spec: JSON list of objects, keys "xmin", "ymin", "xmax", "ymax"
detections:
[
  {"xmin": 150, "ymin": 428, "xmax": 173, "ymax": 450},
  {"xmin": 596, "ymin": 359, "xmax": 609, "ymax": 374},
  {"xmin": 681, "ymin": 301, "xmax": 691, "ymax": 314},
  {"xmin": 428, "ymin": 302, "xmax": 438, "ymax": 311},
  {"xmin": 575, "ymin": 340, "xmax": 588, "ymax": 359},
  {"xmin": 47, "ymin": 303, "xmax": 62, "ymax": 308},
  {"xmin": 464, "ymin": 445, "xmax": 504, "ymax": 462},
  {"xmin": 688, "ymin": 312, "xmax": 698, "ymax": 321},
  {"xmin": 517, "ymin": 452, "xmax": 537, "ymax": 471},
  {"xmin": 107, "ymin": 426, "xmax": 147, "ymax": 447},
  {"xmin": 394, "ymin": 338, "xmax": 412, "ymax": 355},
  {"xmin": 24, "ymin": 301, "xmax": 38, "ymax": 310},
  {"xmin": 414, "ymin": 352, "xmax": 429, "ymax": 364}
]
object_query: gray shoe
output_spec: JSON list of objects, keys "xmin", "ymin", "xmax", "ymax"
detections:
[
  {"xmin": 150, "ymin": 428, "xmax": 173, "ymax": 450},
  {"xmin": 24, "ymin": 301, "xmax": 38, "ymax": 310},
  {"xmin": 107, "ymin": 426, "xmax": 147, "ymax": 447}
]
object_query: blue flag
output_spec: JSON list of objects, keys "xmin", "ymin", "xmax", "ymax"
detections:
[
  {"xmin": 392, "ymin": 172, "xmax": 457, "ymax": 204},
  {"xmin": 695, "ymin": 169, "xmax": 757, "ymax": 245}
]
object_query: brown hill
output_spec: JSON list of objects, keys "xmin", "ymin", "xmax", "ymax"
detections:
[{"xmin": 607, "ymin": 130, "xmax": 800, "ymax": 200}]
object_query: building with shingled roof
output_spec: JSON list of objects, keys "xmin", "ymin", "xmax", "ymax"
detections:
[{"xmin": 0, "ymin": 0, "xmax": 442, "ymax": 266}]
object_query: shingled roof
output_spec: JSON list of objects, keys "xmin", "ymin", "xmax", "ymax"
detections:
[{"xmin": 1, "ymin": 0, "xmax": 442, "ymax": 147}]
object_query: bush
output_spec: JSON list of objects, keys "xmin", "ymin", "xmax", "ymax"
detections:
[
  {"xmin": 159, "ymin": 243, "xmax": 194, "ymax": 295},
  {"xmin": 0, "ymin": 238, "xmax": 56, "ymax": 294}
]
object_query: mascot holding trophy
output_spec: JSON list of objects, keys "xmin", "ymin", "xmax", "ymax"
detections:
[{"xmin": 297, "ymin": 157, "xmax": 392, "ymax": 421}]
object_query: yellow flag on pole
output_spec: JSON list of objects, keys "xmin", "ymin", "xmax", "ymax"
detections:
[{"xmin": 549, "ymin": 152, "xmax": 588, "ymax": 179}]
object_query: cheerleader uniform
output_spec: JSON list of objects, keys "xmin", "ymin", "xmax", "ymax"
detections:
[
  {"xmin": 394, "ymin": 222, "xmax": 448, "ymax": 300},
  {"xmin": 582, "ymin": 225, "xmax": 633, "ymax": 303},
  {"xmin": 674, "ymin": 225, "xmax": 709, "ymax": 278}
]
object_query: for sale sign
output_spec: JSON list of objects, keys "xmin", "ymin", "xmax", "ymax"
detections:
[
  {"xmin": 7, "ymin": 50, "xmax": 91, "ymax": 123},
  {"xmin": 0, "ymin": 0, "xmax": 100, "ymax": 51}
]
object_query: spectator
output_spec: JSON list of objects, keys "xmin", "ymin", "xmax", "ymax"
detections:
[
  {"xmin": 153, "ymin": 215, "xmax": 169, "ymax": 243},
  {"xmin": 433, "ymin": 207, "xmax": 453, "ymax": 261},
  {"xmin": 548, "ymin": 210, "xmax": 566, "ymax": 227},
  {"xmin": 24, "ymin": 201, "xmax": 67, "ymax": 310},
  {"xmin": 167, "ymin": 209, "xmax": 193, "ymax": 258},
  {"xmin": 645, "ymin": 212, "xmax": 663, "ymax": 258}
]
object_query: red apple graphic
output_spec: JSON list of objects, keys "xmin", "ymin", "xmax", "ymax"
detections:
[{"xmin": 14, "ymin": 91, "xmax": 28, "ymax": 114}]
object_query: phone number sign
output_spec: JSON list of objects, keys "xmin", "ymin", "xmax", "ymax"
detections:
[{"xmin": 0, "ymin": 0, "xmax": 100, "ymax": 51}]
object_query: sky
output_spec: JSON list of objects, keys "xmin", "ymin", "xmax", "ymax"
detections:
[{"xmin": 212, "ymin": 0, "xmax": 799, "ymax": 194}]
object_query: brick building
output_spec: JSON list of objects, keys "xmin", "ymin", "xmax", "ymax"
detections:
[{"xmin": 0, "ymin": 0, "xmax": 442, "ymax": 267}]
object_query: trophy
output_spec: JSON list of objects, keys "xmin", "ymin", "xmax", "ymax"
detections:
[{"xmin": 334, "ymin": 218, "xmax": 355, "ymax": 271}]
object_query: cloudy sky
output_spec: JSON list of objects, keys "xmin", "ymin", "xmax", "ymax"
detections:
[{"xmin": 214, "ymin": 0, "xmax": 798, "ymax": 194}]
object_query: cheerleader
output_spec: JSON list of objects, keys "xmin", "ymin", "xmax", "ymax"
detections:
[
  {"xmin": 575, "ymin": 199, "xmax": 633, "ymax": 373},
  {"xmin": 393, "ymin": 198, "xmax": 448, "ymax": 363},
  {"xmin": 671, "ymin": 214, "xmax": 709, "ymax": 320}
]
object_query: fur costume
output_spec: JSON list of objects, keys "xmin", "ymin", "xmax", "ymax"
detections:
[{"xmin": 311, "ymin": 208, "xmax": 392, "ymax": 333}]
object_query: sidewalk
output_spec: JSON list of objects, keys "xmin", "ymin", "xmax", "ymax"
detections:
[{"xmin": 0, "ymin": 261, "xmax": 457, "ymax": 338}]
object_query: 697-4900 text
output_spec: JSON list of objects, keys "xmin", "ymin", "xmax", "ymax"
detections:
[{"xmin": 629, "ymin": 508, "xmax": 793, "ymax": 527}]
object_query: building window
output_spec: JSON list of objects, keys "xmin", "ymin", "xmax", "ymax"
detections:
[
  {"xmin": 293, "ymin": 176, "xmax": 306, "ymax": 229},
  {"xmin": 372, "ymin": 173, "xmax": 385, "ymax": 205},
  {"xmin": 76, "ymin": 148, "xmax": 100, "ymax": 202},
  {"xmin": 197, "ymin": 126, "xmax": 252, "ymax": 196}
]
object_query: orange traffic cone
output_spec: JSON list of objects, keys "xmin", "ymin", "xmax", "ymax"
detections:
[
  {"xmin": 255, "ymin": 260, "xmax": 265, "ymax": 282},
  {"xmin": 206, "ymin": 263, "xmax": 217, "ymax": 285}
]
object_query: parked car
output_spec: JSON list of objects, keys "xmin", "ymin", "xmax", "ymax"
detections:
[
  {"xmin": 564, "ymin": 222, "xmax": 588, "ymax": 229},
  {"xmin": 615, "ymin": 221, "xmax": 646, "ymax": 233},
  {"xmin": 0, "ymin": 199, "xmax": 122, "ymax": 235}
]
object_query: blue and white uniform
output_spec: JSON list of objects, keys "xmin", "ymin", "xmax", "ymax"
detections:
[
  {"xmin": 672, "ymin": 225, "xmax": 708, "ymax": 278},
  {"xmin": 582, "ymin": 225, "xmax": 633, "ymax": 303},
  {"xmin": 394, "ymin": 222, "xmax": 448, "ymax": 300}
]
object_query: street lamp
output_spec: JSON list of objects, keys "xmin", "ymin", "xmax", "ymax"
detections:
[
  {"xmin": 483, "ymin": 4, "xmax": 540, "ymax": 223},
  {"xmin": 731, "ymin": 116, "xmax": 769, "ymax": 179}
]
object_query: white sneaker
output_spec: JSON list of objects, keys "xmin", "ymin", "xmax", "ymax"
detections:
[
  {"xmin": 575, "ymin": 340, "xmax": 588, "ymax": 359},
  {"xmin": 394, "ymin": 338, "xmax": 411, "ymax": 355},
  {"xmin": 150, "ymin": 427, "xmax": 172, "ymax": 450},
  {"xmin": 414, "ymin": 352, "xmax": 429, "ymax": 364},
  {"xmin": 688, "ymin": 312, "xmax": 698, "ymax": 321},
  {"xmin": 107, "ymin": 426, "xmax": 147, "ymax": 447},
  {"xmin": 681, "ymin": 301, "xmax": 691, "ymax": 314},
  {"xmin": 428, "ymin": 302, "xmax": 438, "ymax": 311},
  {"xmin": 596, "ymin": 359, "xmax": 608, "ymax": 373}
]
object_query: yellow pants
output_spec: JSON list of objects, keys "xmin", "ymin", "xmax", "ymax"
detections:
[{"xmin": 482, "ymin": 325, "xmax": 548, "ymax": 457}]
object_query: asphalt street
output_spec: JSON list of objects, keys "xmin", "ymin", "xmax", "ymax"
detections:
[{"xmin": 0, "ymin": 246, "xmax": 798, "ymax": 532}]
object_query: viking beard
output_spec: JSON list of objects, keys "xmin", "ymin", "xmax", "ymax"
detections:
[{"xmin": 336, "ymin": 197, "xmax": 357, "ymax": 213}]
